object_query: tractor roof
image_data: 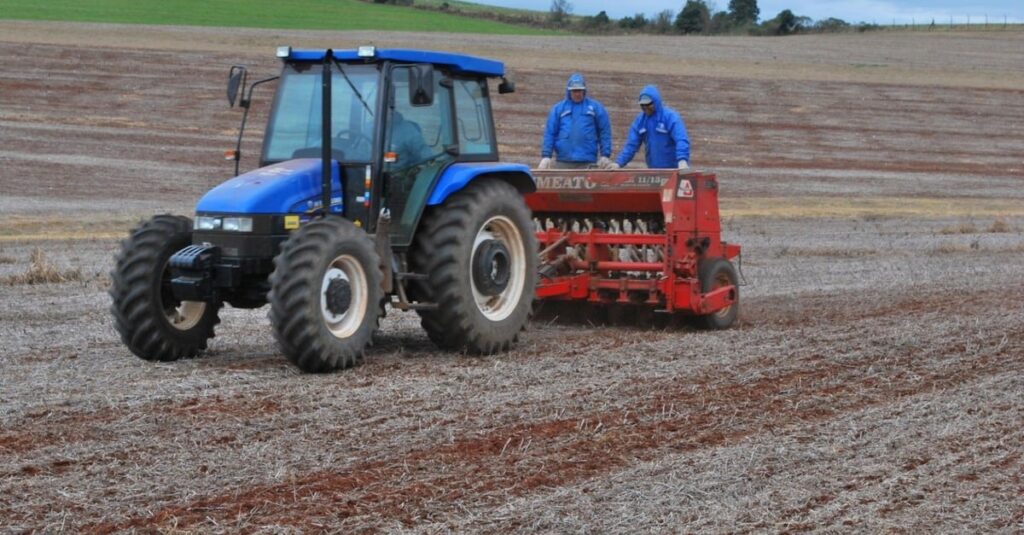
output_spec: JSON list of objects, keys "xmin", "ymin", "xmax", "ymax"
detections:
[{"xmin": 285, "ymin": 48, "xmax": 505, "ymax": 78}]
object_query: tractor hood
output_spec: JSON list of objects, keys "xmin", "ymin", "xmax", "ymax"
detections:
[{"xmin": 196, "ymin": 159, "xmax": 343, "ymax": 214}]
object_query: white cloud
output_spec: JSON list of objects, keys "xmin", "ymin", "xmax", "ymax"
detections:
[{"xmin": 760, "ymin": 0, "xmax": 1022, "ymax": 24}]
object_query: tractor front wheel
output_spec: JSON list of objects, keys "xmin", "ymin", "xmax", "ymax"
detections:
[
  {"xmin": 268, "ymin": 217, "xmax": 383, "ymax": 372},
  {"xmin": 109, "ymin": 215, "xmax": 221, "ymax": 361},
  {"xmin": 411, "ymin": 179, "xmax": 537, "ymax": 354}
]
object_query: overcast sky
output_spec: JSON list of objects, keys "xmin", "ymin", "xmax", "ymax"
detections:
[{"xmin": 481, "ymin": 0, "xmax": 1024, "ymax": 24}]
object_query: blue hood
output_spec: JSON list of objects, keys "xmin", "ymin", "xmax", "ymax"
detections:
[
  {"xmin": 196, "ymin": 159, "xmax": 343, "ymax": 214},
  {"xmin": 565, "ymin": 73, "xmax": 586, "ymax": 99},
  {"xmin": 639, "ymin": 84, "xmax": 663, "ymax": 115}
]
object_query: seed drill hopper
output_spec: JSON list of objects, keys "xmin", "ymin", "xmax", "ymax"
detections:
[{"xmin": 527, "ymin": 168, "xmax": 740, "ymax": 327}]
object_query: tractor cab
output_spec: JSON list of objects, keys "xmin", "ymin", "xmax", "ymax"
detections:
[{"xmin": 222, "ymin": 46, "xmax": 520, "ymax": 246}]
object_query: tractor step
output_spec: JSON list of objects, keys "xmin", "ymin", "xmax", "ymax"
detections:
[
  {"xmin": 389, "ymin": 299, "xmax": 438, "ymax": 311},
  {"xmin": 395, "ymin": 272, "xmax": 429, "ymax": 281}
]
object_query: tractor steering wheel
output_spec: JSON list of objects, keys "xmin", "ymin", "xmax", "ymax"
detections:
[{"xmin": 334, "ymin": 129, "xmax": 372, "ymax": 159}]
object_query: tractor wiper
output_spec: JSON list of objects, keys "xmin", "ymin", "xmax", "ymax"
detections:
[{"xmin": 332, "ymin": 58, "xmax": 374, "ymax": 117}]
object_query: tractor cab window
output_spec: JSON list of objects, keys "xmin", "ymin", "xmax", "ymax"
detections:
[
  {"xmin": 384, "ymin": 65, "xmax": 455, "ymax": 246},
  {"xmin": 453, "ymin": 78, "xmax": 496, "ymax": 157},
  {"xmin": 263, "ymin": 63, "xmax": 379, "ymax": 164},
  {"xmin": 384, "ymin": 68, "xmax": 452, "ymax": 166}
]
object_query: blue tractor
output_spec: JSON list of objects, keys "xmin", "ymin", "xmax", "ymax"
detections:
[{"xmin": 110, "ymin": 46, "xmax": 537, "ymax": 372}]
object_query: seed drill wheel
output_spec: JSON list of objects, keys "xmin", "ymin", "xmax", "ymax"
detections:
[
  {"xmin": 411, "ymin": 179, "xmax": 537, "ymax": 353},
  {"xmin": 694, "ymin": 257, "xmax": 739, "ymax": 330},
  {"xmin": 110, "ymin": 215, "xmax": 221, "ymax": 361},
  {"xmin": 268, "ymin": 217, "xmax": 383, "ymax": 373}
]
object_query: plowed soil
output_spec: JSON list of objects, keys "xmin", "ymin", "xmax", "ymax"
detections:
[{"xmin": 1, "ymin": 22, "xmax": 1023, "ymax": 533}]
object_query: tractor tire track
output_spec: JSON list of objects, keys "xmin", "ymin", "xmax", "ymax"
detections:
[{"xmin": 87, "ymin": 286, "xmax": 1024, "ymax": 531}]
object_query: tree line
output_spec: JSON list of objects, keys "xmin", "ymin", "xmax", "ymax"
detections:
[
  {"xmin": 368, "ymin": 0, "xmax": 887, "ymax": 35},
  {"xmin": 567, "ymin": 0, "xmax": 877, "ymax": 35}
]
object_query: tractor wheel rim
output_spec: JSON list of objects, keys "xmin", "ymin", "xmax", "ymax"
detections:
[
  {"xmin": 471, "ymin": 215, "xmax": 526, "ymax": 322},
  {"xmin": 320, "ymin": 255, "xmax": 368, "ymax": 338},
  {"xmin": 166, "ymin": 301, "xmax": 207, "ymax": 331}
]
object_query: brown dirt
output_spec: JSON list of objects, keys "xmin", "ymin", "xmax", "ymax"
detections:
[{"xmin": 1, "ymin": 22, "xmax": 1023, "ymax": 534}]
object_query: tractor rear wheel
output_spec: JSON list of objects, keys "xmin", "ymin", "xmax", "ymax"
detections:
[
  {"xmin": 268, "ymin": 217, "xmax": 383, "ymax": 373},
  {"xmin": 694, "ymin": 258, "xmax": 739, "ymax": 330},
  {"xmin": 411, "ymin": 179, "xmax": 537, "ymax": 354},
  {"xmin": 109, "ymin": 214, "xmax": 221, "ymax": 361}
]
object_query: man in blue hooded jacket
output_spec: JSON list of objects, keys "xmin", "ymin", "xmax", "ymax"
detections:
[
  {"xmin": 611, "ymin": 85, "xmax": 690, "ymax": 170},
  {"xmin": 538, "ymin": 73, "xmax": 613, "ymax": 169},
  {"xmin": 388, "ymin": 111, "xmax": 433, "ymax": 165}
]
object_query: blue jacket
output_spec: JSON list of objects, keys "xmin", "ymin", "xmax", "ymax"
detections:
[
  {"xmin": 615, "ymin": 85, "xmax": 690, "ymax": 168},
  {"xmin": 541, "ymin": 73, "xmax": 612, "ymax": 163}
]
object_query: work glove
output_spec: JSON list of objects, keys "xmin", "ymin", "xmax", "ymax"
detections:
[
  {"xmin": 597, "ymin": 156, "xmax": 612, "ymax": 169},
  {"xmin": 608, "ymin": 162, "xmax": 620, "ymax": 170},
  {"xmin": 538, "ymin": 157, "xmax": 552, "ymax": 169},
  {"xmin": 678, "ymin": 160, "xmax": 690, "ymax": 170}
]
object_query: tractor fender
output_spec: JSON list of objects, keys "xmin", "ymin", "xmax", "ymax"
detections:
[{"xmin": 426, "ymin": 162, "xmax": 535, "ymax": 206}]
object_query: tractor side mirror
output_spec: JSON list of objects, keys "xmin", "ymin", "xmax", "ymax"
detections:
[
  {"xmin": 408, "ymin": 64, "xmax": 435, "ymax": 106},
  {"xmin": 227, "ymin": 65, "xmax": 247, "ymax": 108},
  {"xmin": 498, "ymin": 77, "xmax": 515, "ymax": 94}
]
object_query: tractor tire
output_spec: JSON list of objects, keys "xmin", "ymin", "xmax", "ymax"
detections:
[
  {"xmin": 109, "ymin": 215, "xmax": 221, "ymax": 361},
  {"xmin": 410, "ymin": 179, "xmax": 537, "ymax": 354},
  {"xmin": 693, "ymin": 257, "xmax": 739, "ymax": 330},
  {"xmin": 268, "ymin": 217, "xmax": 382, "ymax": 373}
]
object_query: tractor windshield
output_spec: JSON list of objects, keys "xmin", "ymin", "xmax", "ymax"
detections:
[{"xmin": 263, "ymin": 63, "xmax": 379, "ymax": 163}]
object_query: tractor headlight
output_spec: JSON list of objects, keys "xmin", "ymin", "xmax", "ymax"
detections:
[
  {"xmin": 195, "ymin": 216, "xmax": 222, "ymax": 230},
  {"xmin": 221, "ymin": 217, "xmax": 253, "ymax": 232}
]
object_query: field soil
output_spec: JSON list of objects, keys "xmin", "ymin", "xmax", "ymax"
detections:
[{"xmin": 1, "ymin": 21, "xmax": 1023, "ymax": 532}]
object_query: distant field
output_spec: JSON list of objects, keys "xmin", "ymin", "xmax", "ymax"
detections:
[
  {"xmin": 415, "ymin": 0, "xmax": 544, "ymax": 18},
  {"xmin": 0, "ymin": 0, "xmax": 554, "ymax": 34}
]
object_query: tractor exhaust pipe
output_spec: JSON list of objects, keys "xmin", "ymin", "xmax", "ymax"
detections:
[{"xmin": 321, "ymin": 49, "xmax": 333, "ymax": 217}]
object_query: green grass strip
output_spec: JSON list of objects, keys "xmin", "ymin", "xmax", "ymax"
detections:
[{"xmin": 0, "ymin": 0, "xmax": 554, "ymax": 35}]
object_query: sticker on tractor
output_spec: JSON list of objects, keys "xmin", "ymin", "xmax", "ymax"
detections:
[
  {"xmin": 677, "ymin": 179, "xmax": 694, "ymax": 198},
  {"xmin": 534, "ymin": 174, "xmax": 596, "ymax": 190},
  {"xmin": 635, "ymin": 174, "xmax": 668, "ymax": 186},
  {"xmin": 284, "ymin": 215, "xmax": 300, "ymax": 230}
]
